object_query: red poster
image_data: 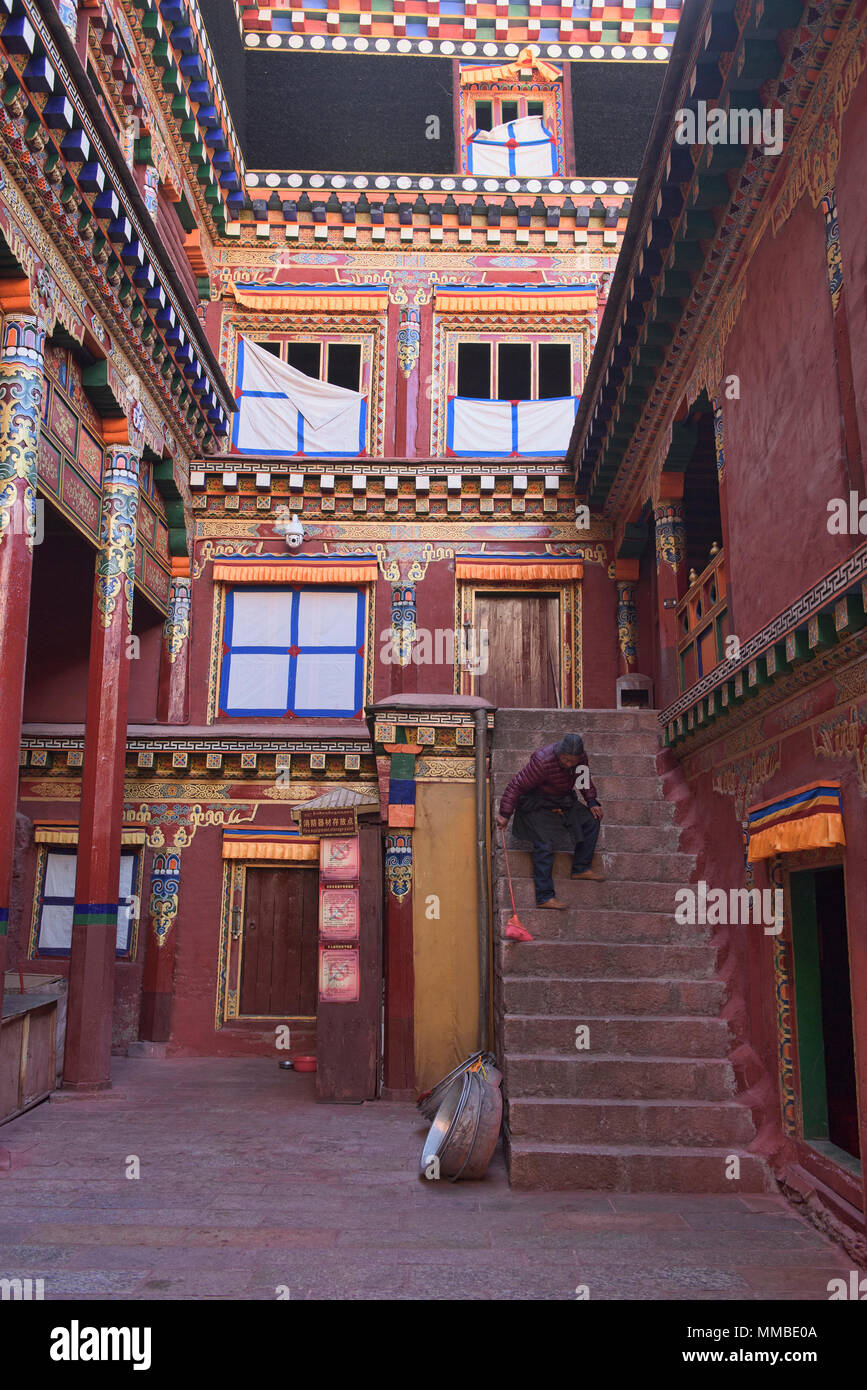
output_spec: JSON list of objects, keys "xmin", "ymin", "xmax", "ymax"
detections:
[
  {"xmin": 319, "ymin": 887, "xmax": 359, "ymax": 941},
  {"xmin": 318, "ymin": 946, "xmax": 360, "ymax": 1002},
  {"xmin": 319, "ymin": 835, "xmax": 360, "ymax": 881}
]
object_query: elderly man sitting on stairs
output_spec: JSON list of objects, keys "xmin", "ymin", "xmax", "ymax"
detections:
[{"xmin": 495, "ymin": 732, "xmax": 605, "ymax": 910}]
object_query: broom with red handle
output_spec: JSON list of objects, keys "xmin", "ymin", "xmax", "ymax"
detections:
[{"xmin": 499, "ymin": 823, "xmax": 533, "ymax": 942}]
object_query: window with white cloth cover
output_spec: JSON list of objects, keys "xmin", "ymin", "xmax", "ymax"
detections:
[
  {"xmin": 219, "ymin": 586, "xmax": 366, "ymax": 718},
  {"xmin": 35, "ymin": 849, "xmax": 138, "ymax": 957}
]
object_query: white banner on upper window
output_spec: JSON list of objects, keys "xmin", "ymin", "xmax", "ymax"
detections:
[
  {"xmin": 232, "ymin": 336, "xmax": 367, "ymax": 456},
  {"xmin": 466, "ymin": 116, "xmax": 557, "ymax": 177}
]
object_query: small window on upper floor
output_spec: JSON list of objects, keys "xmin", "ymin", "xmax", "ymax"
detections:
[
  {"xmin": 456, "ymin": 341, "xmax": 576, "ymax": 402},
  {"xmin": 459, "ymin": 53, "xmax": 565, "ymax": 176}
]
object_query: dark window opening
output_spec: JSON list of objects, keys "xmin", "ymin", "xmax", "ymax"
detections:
[
  {"xmin": 497, "ymin": 343, "xmax": 531, "ymax": 401},
  {"xmin": 474, "ymin": 100, "xmax": 493, "ymax": 132},
  {"xmin": 259, "ymin": 341, "xmax": 281, "ymax": 357},
  {"xmin": 326, "ymin": 343, "xmax": 362, "ymax": 392},
  {"xmin": 457, "ymin": 342, "xmax": 491, "ymax": 399},
  {"xmin": 527, "ymin": 100, "xmax": 545, "ymax": 119},
  {"xmin": 501, "ymin": 101, "xmax": 519, "ymax": 125},
  {"xmin": 538, "ymin": 344, "xmax": 572, "ymax": 398},
  {"xmin": 286, "ymin": 342, "xmax": 322, "ymax": 379}
]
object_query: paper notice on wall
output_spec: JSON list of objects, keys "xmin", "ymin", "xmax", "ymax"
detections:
[
  {"xmin": 319, "ymin": 945, "xmax": 360, "ymax": 1002},
  {"xmin": 319, "ymin": 887, "xmax": 360, "ymax": 941}
]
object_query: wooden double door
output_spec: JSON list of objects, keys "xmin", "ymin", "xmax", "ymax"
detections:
[
  {"xmin": 240, "ymin": 866, "xmax": 318, "ymax": 1018},
  {"xmin": 473, "ymin": 592, "xmax": 561, "ymax": 708}
]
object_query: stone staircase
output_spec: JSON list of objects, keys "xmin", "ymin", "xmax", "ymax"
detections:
[{"xmin": 492, "ymin": 709, "xmax": 773, "ymax": 1193}]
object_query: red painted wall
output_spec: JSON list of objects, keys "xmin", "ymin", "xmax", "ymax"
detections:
[
  {"xmin": 23, "ymin": 533, "xmax": 92, "ymax": 723},
  {"xmin": 721, "ymin": 195, "xmax": 851, "ymax": 641},
  {"xmin": 836, "ymin": 68, "xmax": 867, "ymax": 465}
]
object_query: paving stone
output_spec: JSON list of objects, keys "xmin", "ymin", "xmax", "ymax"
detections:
[{"xmin": 0, "ymin": 1057, "xmax": 854, "ymax": 1301}]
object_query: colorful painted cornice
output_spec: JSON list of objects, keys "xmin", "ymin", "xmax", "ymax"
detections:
[
  {"xmin": 230, "ymin": 183, "xmax": 632, "ymax": 250},
  {"xmin": 0, "ymin": 0, "xmax": 234, "ymax": 445},
  {"xmin": 124, "ymin": 0, "xmax": 246, "ymax": 226},
  {"xmin": 233, "ymin": 1, "xmax": 682, "ymax": 59}
]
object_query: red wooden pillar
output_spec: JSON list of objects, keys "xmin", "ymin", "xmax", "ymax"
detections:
[
  {"xmin": 653, "ymin": 475, "xmax": 687, "ymax": 710},
  {"xmin": 383, "ymin": 829, "xmax": 415, "ymax": 1093},
  {"xmin": 156, "ymin": 558, "xmax": 191, "ymax": 724},
  {"xmin": 63, "ymin": 442, "xmax": 140, "ymax": 1090},
  {"xmin": 139, "ymin": 847, "xmax": 180, "ymax": 1044},
  {"xmin": 0, "ymin": 315, "xmax": 45, "ymax": 1026}
]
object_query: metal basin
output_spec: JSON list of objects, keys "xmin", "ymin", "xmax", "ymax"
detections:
[
  {"xmin": 420, "ymin": 1070, "xmax": 503, "ymax": 1182},
  {"xmin": 417, "ymin": 1050, "xmax": 498, "ymax": 1121},
  {"xmin": 420, "ymin": 1076, "xmax": 468, "ymax": 1174}
]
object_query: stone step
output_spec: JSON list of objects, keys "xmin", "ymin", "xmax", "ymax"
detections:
[
  {"xmin": 499, "ymin": 823, "xmax": 682, "ymax": 853},
  {"xmin": 494, "ymin": 878, "xmax": 690, "ymax": 914},
  {"xmin": 503, "ymin": 1014, "xmax": 731, "ymax": 1057},
  {"xmin": 493, "ymin": 728, "xmax": 662, "ymax": 754},
  {"xmin": 493, "ymin": 798, "xmax": 677, "ymax": 829},
  {"xmin": 492, "ymin": 771, "xmax": 665, "ymax": 802},
  {"xmin": 494, "ymin": 848, "xmax": 696, "ymax": 885},
  {"xmin": 495, "ymin": 906, "xmax": 706, "ymax": 944},
  {"xmin": 505, "ymin": 1142, "xmax": 773, "ymax": 1192},
  {"xmin": 492, "ymin": 751, "xmax": 660, "ymax": 778},
  {"xmin": 498, "ymin": 941, "xmax": 717, "ymax": 979},
  {"xmin": 504, "ymin": 1054, "xmax": 736, "ymax": 1101},
  {"xmin": 494, "ymin": 709, "xmax": 660, "ymax": 731},
  {"xmin": 507, "ymin": 1097, "xmax": 757, "ymax": 1147},
  {"xmin": 502, "ymin": 975, "xmax": 727, "ymax": 1017}
]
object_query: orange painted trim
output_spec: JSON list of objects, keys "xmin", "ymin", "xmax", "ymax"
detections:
[
  {"xmin": 657, "ymin": 472, "xmax": 685, "ymax": 501},
  {"xmin": 434, "ymin": 292, "xmax": 596, "ymax": 313},
  {"xmin": 231, "ymin": 286, "xmax": 389, "ymax": 313},
  {"xmin": 171, "ymin": 557, "xmax": 191, "ymax": 578},
  {"xmin": 221, "ymin": 840, "xmax": 319, "ymax": 861},
  {"xmin": 102, "ymin": 418, "xmax": 131, "ymax": 446},
  {"xmin": 455, "ymin": 561, "xmax": 583, "ymax": 580},
  {"xmin": 213, "ymin": 561, "xmax": 379, "ymax": 583},
  {"xmin": 615, "ymin": 558, "xmax": 640, "ymax": 581},
  {"xmin": 0, "ymin": 279, "xmax": 34, "ymax": 314}
]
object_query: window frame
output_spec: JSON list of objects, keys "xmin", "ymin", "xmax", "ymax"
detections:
[
  {"xmin": 30, "ymin": 846, "xmax": 142, "ymax": 960},
  {"xmin": 455, "ymin": 337, "xmax": 580, "ymax": 402},
  {"xmin": 460, "ymin": 78, "xmax": 564, "ymax": 175},
  {"xmin": 218, "ymin": 584, "xmax": 368, "ymax": 720}
]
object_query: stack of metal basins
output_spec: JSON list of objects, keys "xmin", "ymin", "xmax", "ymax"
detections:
[{"xmin": 418, "ymin": 1052, "xmax": 503, "ymax": 1181}]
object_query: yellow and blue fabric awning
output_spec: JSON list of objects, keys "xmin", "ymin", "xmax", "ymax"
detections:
[{"xmin": 747, "ymin": 782, "xmax": 845, "ymax": 862}]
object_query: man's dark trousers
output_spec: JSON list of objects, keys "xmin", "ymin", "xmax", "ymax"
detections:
[{"xmin": 532, "ymin": 817, "xmax": 600, "ymax": 905}]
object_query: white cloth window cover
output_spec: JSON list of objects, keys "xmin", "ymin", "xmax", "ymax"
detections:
[
  {"xmin": 447, "ymin": 396, "xmax": 579, "ymax": 456},
  {"xmin": 37, "ymin": 851, "xmax": 76, "ymax": 952},
  {"xmin": 466, "ymin": 115, "xmax": 557, "ymax": 177},
  {"xmin": 232, "ymin": 336, "xmax": 367, "ymax": 456},
  {"xmin": 38, "ymin": 851, "xmax": 136, "ymax": 954},
  {"xmin": 220, "ymin": 587, "xmax": 365, "ymax": 717}
]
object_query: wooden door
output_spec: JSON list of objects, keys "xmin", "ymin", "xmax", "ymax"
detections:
[
  {"xmin": 240, "ymin": 867, "xmax": 319, "ymax": 1017},
  {"xmin": 473, "ymin": 592, "xmax": 560, "ymax": 708}
]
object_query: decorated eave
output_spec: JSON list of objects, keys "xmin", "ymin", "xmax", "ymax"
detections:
[
  {"xmin": 661, "ymin": 554, "xmax": 867, "ymax": 750},
  {"xmin": 566, "ymin": 0, "xmax": 811, "ymax": 512},
  {"xmin": 123, "ymin": 0, "xmax": 247, "ymax": 228},
  {"xmin": 0, "ymin": 0, "xmax": 235, "ymax": 448},
  {"xmin": 233, "ymin": 0, "xmax": 682, "ymax": 59},
  {"xmin": 230, "ymin": 180, "xmax": 633, "ymax": 249}
]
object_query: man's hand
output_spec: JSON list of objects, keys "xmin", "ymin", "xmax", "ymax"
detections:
[
  {"xmin": 590, "ymin": 805, "xmax": 603, "ymax": 821},
  {"xmin": 495, "ymin": 813, "xmax": 509, "ymax": 829}
]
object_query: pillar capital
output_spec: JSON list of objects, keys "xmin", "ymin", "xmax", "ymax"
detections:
[{"xmin": 97, "ymin": 448, "xmax": 140, "ymax": 631}]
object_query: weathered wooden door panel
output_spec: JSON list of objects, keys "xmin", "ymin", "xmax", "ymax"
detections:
[
  {"xmin": 474, "ymin": 592, "xmax": 560, "ymax": 708},
  {"xmin": 240, "ymin": 866, "xmax": 318, "ymax": 1017}
]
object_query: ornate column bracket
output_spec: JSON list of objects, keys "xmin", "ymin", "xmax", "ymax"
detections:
[
  {"xmin": 97, "ymin": 446, "xmax": 140, "ymax": 630},
  {"xmin": 653, "ymin": 500, "xmax": 686, "ymax": 576},
  {"xmin": 616, "ymin": 580, "xmax": 637, "ymax": 669},
  {"xmin": 0, "ymin": 315, "xmax": 46, "ymax": 550}
]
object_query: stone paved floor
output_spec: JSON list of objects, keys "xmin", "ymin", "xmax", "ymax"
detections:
[{"xmin": 0, "ymin": 1058, "xmax": 857, "ymax": 1300}]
